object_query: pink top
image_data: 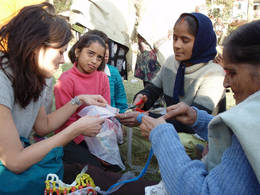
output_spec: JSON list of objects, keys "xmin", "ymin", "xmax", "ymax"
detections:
[{"xmin": 54, "ymin": 64, "xmax": 110, "ymax": 144}]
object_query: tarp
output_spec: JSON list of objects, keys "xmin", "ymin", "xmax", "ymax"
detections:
[
  {"xmin": 70, "ymin": 0, "xmax": 136, "ymax": 71},
  {"xmin": 68, "ymin": 0, "xmax": 207, "ymax": 69},
  {"xmin": 136, "ymin": 0, "xmax": 201, "ymax": 65},
  {"xmin": 0, "ymin": 0, "xmax": 44, "ymax": 51},
  {"xmin": 70, "ymin": 0, "xmax": 136, "ymax": 48},
  {"xmin": 0, "ymin": 0, "xmax": 44, "ymax": 28}
]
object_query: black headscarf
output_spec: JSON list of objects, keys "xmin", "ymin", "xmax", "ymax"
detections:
[{"xmin": 173, "ymin": 12, "xmax": 217, "ymax": 104}]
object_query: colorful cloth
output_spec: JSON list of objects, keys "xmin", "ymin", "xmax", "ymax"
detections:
[
  {"xmin": 108, "ymin": 40, "xmax": 129, "ymax": 80},
  {"xmin": 134, "ymin": 50, "xmax": 160, "ymax": 82}
]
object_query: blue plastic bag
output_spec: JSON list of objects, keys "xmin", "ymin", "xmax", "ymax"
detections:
[{"xmin": 0, "ymin": 137, "xmax": 63, "ymax": 195}]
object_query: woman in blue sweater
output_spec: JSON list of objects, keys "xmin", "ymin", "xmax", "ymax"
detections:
[{"xmin": 139, "ymin": 20, "xmax": 260, "ymax": 194}]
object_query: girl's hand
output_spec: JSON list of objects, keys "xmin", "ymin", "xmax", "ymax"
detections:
[
  {"xmin": 74, "ymin": 115, "xmax": 105, "ymax": 137},
  {"xmin": 163, "ymin": 102, "xmax": 197, "ymax": 126},
  {"xmin": 116, "ymin": 111, "xmax": 141, "ymax": 127},
  {"xmin": 140, "ymin": 115, "xmax": 166, "ymax": 138},
  {"xmin": 133, "ymin": 94, "xmax": 148, "ymax": 109},
  {"xmin": 78, "ymin": 94, "xmax": 107, "ymax": 107}
]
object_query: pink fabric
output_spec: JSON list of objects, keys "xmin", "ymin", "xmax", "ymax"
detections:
[{"xmin": 54, "ymin": 64, "xmax": 110, "ymax": 144}]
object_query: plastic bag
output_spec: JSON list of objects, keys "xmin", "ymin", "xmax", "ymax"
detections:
[
  {"xmin": 78, "ymin": 105, "xmax": 125, "ymax": 170},
  {"xmin": 145, "ymin": 180, "xmax": 169, "ymax": 195},
  {"xmin": 78, "ymin": 105, "xmax": 119, "ymax": 119}
]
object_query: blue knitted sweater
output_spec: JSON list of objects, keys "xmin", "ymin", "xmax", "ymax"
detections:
[{"xmin": 150, "ymin": 109, "xmax": 260, "ymax": 195}]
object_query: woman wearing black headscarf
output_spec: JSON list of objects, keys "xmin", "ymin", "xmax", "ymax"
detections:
[
  {"xmin": 118, "ymin": 13, "xmax": 225, "ymax": 133},
  {"xmin": 139, "ymin": 19, "xmax": 260, "ymax": 195}
]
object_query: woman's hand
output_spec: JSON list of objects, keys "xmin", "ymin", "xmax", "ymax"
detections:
[
  {"xmin": 163, "ymin": 102, "xmax": 197, "ymax": 126},
  {"xmin": 74, "ymin": 115, "xmax": 105, "ymax": 137},
  {"xmin": 140, "ymin": 115, "xmax": 166, "ymax": 138},
  {"xmin": 133, "ymin": 94, "xmax": 148, "ymax": 109},
  {"xmin": 78, "ymin": 94, "xmax": 107, "ymax": 107},
  {"xmin": 116, "ymin": 111, "xmax": 142, "ymax": 127}
]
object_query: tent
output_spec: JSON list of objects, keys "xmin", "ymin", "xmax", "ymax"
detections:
[
  {"xmin": 0, "ymin": 0, "xmax": 44, "ymax": 27},
  {"xmin": 69, "ymin": 0, "xmax": 206, "ymax": 70},
  {"xmin": 0, "ymin": 0, "xmax": 44, "ymax": 51}
]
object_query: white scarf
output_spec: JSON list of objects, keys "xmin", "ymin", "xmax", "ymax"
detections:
[{"xmin": 204, "ymin": 90, "xmax": 260, "ymax": 182}]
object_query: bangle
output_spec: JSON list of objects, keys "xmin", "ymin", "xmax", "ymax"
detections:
[
  {"xmin": 70, "ymin": 96, "xmax": 81, "ymax": 106},
  {"xmin": 137, "ymin": 113, "xmax": 144, "ymax": 123}
]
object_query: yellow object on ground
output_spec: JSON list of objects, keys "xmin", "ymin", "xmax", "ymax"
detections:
[
  {"xmin": 178, "ymin": 132, "xmax": 207, "ymax": 160},
  {"xmin": 0, "ymin": 0, "xmax": 44, "ymax": 27},
  {"xmin": 0, "ymin": 0, "xmax": 44, "ymax": 51}
]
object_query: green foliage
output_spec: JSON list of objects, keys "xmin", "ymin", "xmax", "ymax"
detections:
[
  {"xmin": 207, "ymin": 1, "xmax": 233, "ymax": 21},
  {"xmin": 53, "ymin": 0, "xmax": 72, "ymax": 13}
]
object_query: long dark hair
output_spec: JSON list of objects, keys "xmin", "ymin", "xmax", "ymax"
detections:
[
  {"xmin": 0, "ymin": 2, "xmax": 72, "ymax": 108},
  {"xmin": 223, "ymin": 20, "xmax": 260, "ymax": 66},
  {"xmin": 68, "ymin": 34, "xmax": 106, "ymax": 71}
]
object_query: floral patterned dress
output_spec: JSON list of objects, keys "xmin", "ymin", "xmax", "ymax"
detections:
[{"xmin": 134, "ymin": 49, "xmax": 161, "ymax": 82}]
